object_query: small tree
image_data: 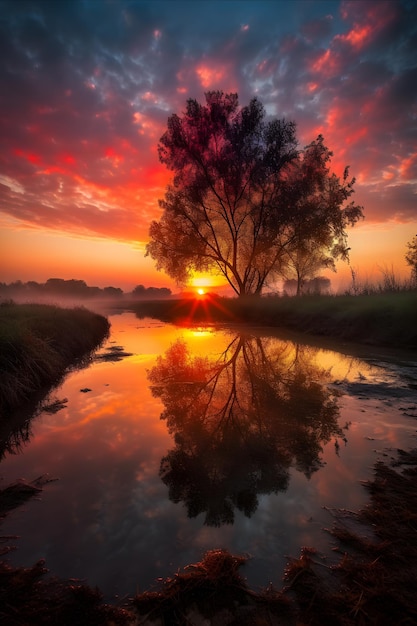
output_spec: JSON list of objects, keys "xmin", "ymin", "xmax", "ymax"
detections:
[
  {"xmin": 132, "ymin": 284, "xmax": 146, "ymax": 297},
  {"xmin": 280, "ymin": 240, "xmax": 335, "ymax": 296},
  {"xmin": 103, "ymin": 286, "xmax": 123, "ymax": 298},
  {"xmin": 405, "ymin": 235, "xmax": 417, "ymax": 284},
  {"xmin": 147, "ymin": 92, "xmax": 363, "ymax": 296},
  {"xmin": 283, "ymin": 275, "xmax": 331, "ymax": 296},
  {"xmin": 304, "ymin": 276, "xmax": 331, "ymax": 295}
]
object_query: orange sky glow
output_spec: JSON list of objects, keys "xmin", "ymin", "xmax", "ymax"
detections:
[{"xmin": 1, "ymin": 1, "xmax": 416, "ymax": 295}]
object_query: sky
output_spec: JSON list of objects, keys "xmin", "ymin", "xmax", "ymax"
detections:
[{"xmin": 1, "ymin": 0, "xmax": 416, "ymax": 293}]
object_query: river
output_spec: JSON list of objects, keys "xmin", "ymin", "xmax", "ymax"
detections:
[{"xmin": 1, "ymin": 310, "xmax": 416, "ymax": 601}]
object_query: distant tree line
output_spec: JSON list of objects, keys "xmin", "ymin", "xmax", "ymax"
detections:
[
  {"xmin": 131, "ymin": 284, "xmax": 172, "ymax": 298},
  {"xmin": 0, "ymin": 279, "xmax": 172, "ymax": 299}
]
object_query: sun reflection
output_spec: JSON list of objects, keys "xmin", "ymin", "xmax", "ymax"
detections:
[
  {"xmin": 2, "ymin": 311, "xmax": 415, "ymax": 599},
  {"xmin": 185, "ymin": 326, "xmax": 214, "ymax": 338}
]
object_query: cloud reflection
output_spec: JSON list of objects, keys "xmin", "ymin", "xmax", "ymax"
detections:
[{"xmin": 1, "ymin": 315, "xmax": 415, "ymax": 596}]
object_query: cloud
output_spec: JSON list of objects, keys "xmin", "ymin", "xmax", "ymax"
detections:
[{"xmin": 0, "ymin": 0, "xmax": 416, "ymax": 244}]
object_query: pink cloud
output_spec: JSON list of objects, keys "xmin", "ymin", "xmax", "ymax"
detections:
[
  {"xmin": 398, "ymin": 153, "xmax": 417, "ymax": 181},
  {"xmin": 335, "ymin": 23, "xmax": 373, "ymax": 50},
  {"xmin": 196, "ymin": 64, "xmax": 227, "ymax": 89},
  {"xmin": 0, "ymin": 0, "xmax": 415, "ymax": 254},
  {"xmin": 310, "ymin": 48, "xmax": 342, "ymax": 77}
]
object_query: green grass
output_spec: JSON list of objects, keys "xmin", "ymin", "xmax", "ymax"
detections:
[
  {"xmin": 128, "ymin": 291, "xmax": 417, "ymax": 349},
  {"xmin": 0, "ymin": 302, "xmax": 110, "ymax": 415}
]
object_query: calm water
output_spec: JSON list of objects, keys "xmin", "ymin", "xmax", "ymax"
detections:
[{"xmin": 1, "ymin": 311, "xmax": 416, "ymax": 600}]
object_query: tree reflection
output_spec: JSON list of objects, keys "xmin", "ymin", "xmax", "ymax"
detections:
[{"xmin": 148, "ymin": 334, "xmax": 344, "ymax": 527}]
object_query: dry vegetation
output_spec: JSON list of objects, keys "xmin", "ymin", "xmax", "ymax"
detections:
[
  {"xmin": 282, "ymin": 449, "xmax": 417, "ymax": 625},
  {"xmin": 1, "ymin": 297, "xmax": 416, "ymax": 623},
  {"xmin": 1, "ymin": 449, "xmax": 416, "ymax": 625}
]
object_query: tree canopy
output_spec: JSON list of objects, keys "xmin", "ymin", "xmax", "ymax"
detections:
[{"xmin": 147, "ymin": 92, "xmax": 364, "ymax": 296}]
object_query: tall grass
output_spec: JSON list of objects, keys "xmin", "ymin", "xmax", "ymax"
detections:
[
  {"xmin": 0, "ymin": 302, "xmax": 110, "ymax": 415},
  {"xmin": 346, "ymin": 265, "xmax": 416, "ymax": 296},
  {"xmin": 255, "ymin": 292, "xmax": 417, "ymax": 347},
  {"xmin": 130, "ymin": 289, "xmax": 417, "ymax": 349}
]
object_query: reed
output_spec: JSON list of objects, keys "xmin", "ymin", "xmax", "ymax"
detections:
[
  {"xmin": 1, "ymin": 446, "xmax": 416, "ymax": 624},
  {"xmin": 0, "ymin": 301, "xmax": 110, "ymax": 416}
]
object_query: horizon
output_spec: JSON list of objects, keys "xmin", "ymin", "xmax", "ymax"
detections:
[
  {"xmin": 1, "ymin": 269, "xmax": 413, "ymax": 299},
  {"xmin": 1, "ymin": 0, "xmax": 416, "ymax": 292}
]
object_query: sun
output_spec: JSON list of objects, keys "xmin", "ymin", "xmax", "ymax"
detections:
[
  {"xmin": 190, "ymin": 272, "xmax": 227, "ymax": 295},
  {"xmin": 190, "ymin": 274, "xmax": 212, "ymax": 294}
]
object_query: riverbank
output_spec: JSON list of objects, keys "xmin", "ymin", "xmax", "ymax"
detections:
[
  {"xmin": 0, "ymin": 302, "xmax": 110, "ymax": 417},
  {"xmin": 125, "ymin": 291, "xmax": 417, "ymax": 350},
  {"xmin": 1, "ymin": 300, "xmax": 416, "ymax": 623},
  {"xmin": 1, "ymin": 447, "xmax": 416, "ymax": 624}
]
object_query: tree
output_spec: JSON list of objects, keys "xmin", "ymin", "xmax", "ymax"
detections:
[
  {"xmin": 405, "ymin": 235, "xmax": 417, "ymax": 284},
  {"xmin": 103, "ymin": 286, "xmax": 123, "ymax": 297},
  {"xmin": 132, "ymin": 284, "xmax": 146, "ymax": 297},
  {"xmin": 283, "ymin": 275, "xmax": 331, "ymax": 296},
  {"xmin": 304, "ymin": 276, "xmax": 331, "ymax": 295},
  {"xmin": 147, "ymin": 92, "xmax": 364, "ymax": 297},
  {"xmin": 131, "ymin": 284, "xmax": 172, "ymax": 298},
  {"xmin": 280, "ymin": 240, "xmax": 335, "ymax": 296}
]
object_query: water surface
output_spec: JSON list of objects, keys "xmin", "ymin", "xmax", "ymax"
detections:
[{"xmin": 1, "ymin": 311, "xmax": 416, "ymax": 599}]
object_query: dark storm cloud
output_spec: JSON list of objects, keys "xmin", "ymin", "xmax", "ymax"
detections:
[{"xmin": 0, "ymin": 0, "xmax": 416, "ymax": 241}]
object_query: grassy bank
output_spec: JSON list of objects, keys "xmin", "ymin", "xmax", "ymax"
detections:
[
  {"xmin": 128, "ymin": 291, "xmax": 417, "ymax": 349},
  {"xmin": 0, "ymin": 302, "xmax": 110, "ymax": 416},
  {"xmin": 1, "ymin": 448, "xmax": 416, "ymax": 624}
]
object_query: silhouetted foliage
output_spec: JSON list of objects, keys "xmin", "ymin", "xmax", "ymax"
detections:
[
  {"xmin": 147, "ymin": 91, "xmax": 363, "ymax": 296},
  {"xmin": 103, "ymin": 286, "xmax": 123, "ymax": 297},
  {"xmin": 131, "ymin": 284, "xmax": 172, "ymax": 298},
  {"xmin": 405, "ymin": 235, "xmax": 417, "ymax": 284},
  {"xmin": 148, "ymin": 334, "xmax": 344, "ymax": 526},
  {"xmin": 132, "ymin": 284, "xmax": 146, "ymax": 296},
  {"xmin": 281, "ymin": 242, "xmax": 334, "ymax": 295},
  {"xmin": 283, "ymin": 276, "xmax": 331, "ymax": 296},
  {"xmin": 0, "ymin": 279, "xmax": 112, "ymax": 299},
  {"xmin": 0, "ymin": 279, "xmax": 171, "ymax": 300}
]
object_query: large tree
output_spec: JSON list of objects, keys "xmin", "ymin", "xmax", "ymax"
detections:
[{"xmin": 147, "ymin": 92, "xmax": 363, "ymax": 296}]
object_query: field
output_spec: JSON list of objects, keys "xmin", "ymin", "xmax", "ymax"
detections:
[{"xmin": 126, "ymin": 291, "xmax": 417, "ymax": 349}]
